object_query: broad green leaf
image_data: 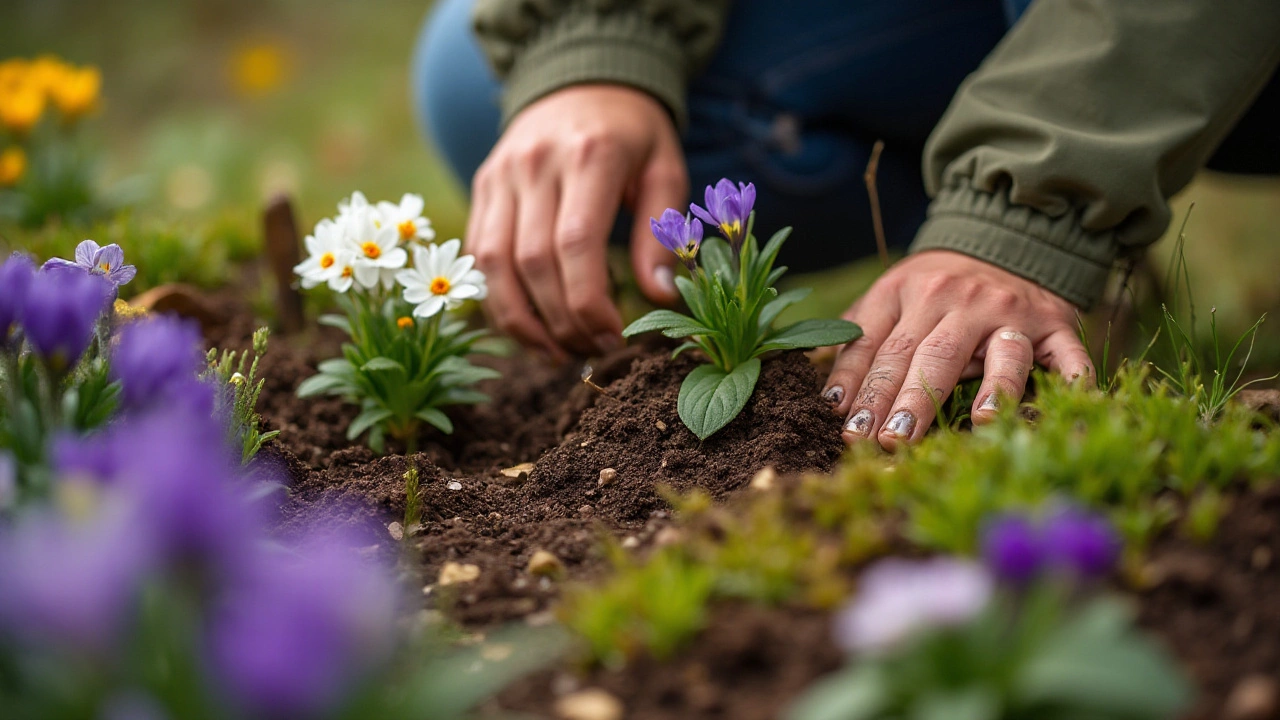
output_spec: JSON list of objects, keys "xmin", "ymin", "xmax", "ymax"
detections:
[
  {"xmin": 361, "ymin": 356, "xmax": 406, "ymax": 373},
  {"xmin": 911, "ymin": 688, "xmax": 1000, "ymax": 720},
  {"xmin": 316, "ymin": 358, "xmax": 356, "ymax": 376},
  {"xmin": 296, "ymin": 373, "xmax": 352, "ymax": 397},
  {"xmin": 750, "ymin": 226, "xmax": 791, "ymax": 290},
  {"xmin": 416, "ymin": 408, "xmax": 454, "ymax": 434},
  {"xmin": 757, "ymin": 287, "xmax": 812, "ymax": 332},
  {"xmin": 318, "ymin": 313, "xmax": 352, "ymax": 335},
  {"xmin": 757, "ymin": 319, "xmax": 862, "ymax": 354},
  {"xmin": 671, "ymin": 341, "xmax": 701, "ymax": 359},
  {"xmin": 439, "ymin": 364, "xmax": 503, "ymax": 386},
  {"xmin": 440, "ymin": 387, "xmax": 490, "ymax": 405},
  {"xmin": 347, "ymin": 407, "xmax": 393, "ymax": 440},
  {"xmin": 1014, "ymin": 598, "xmax": 1190, "ymax": 719},
  {"xmin": 677, "ymin": 358, "xmax": 760, "ymax": 440},
  {"xmin": 786, "ymin": 666, "xmax": 888, "ymax": 720},
  {"xmin": 699, "ymin": 236, "xmax": 734, "ymax": 281},
  {"xmin": 675, "ymin": 275, "xmax": 706, "ymax": 318},
  {"xmin": 623, "ymin": 310, "xmax": 707, "ymax": 338}
]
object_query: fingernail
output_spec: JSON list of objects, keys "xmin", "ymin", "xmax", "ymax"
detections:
[
  {"xmin": 883, "ymin": 410, "xmax": 915, "ymax": 438},
  {"xmin": 845, "ymin": 409, "xmax": 874, "ymax": 437},
  {"xmin": 654, "ymin": 266, "xmax": 676, "ymax": 295},
  {"xmin": 594, "ymin": 333, "xmax": 621, "ymax": 353},
  {"xmin": 978, "ymin": 393, "xmax": 999, "ymax": 412},
  {"xmin": 822, "ymin": 386, "xmax": 844, "ymax": 406}
]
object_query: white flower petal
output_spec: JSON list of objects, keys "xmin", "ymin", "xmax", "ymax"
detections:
[
  {"xmin": 353, "ymin": 264, "xmax": 380, "ymax": 289},
  {"xmin": 412, "ymin": 295, "xmax": 446, "ymax": 318},
  {"xmin": 379, "ymin": 247, "xmax": 408, "ymax": 269}
]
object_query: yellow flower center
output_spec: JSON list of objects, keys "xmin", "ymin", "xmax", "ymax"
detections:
[
  {"xmin": 397, "ymin": 316, "xmax": 414, "ymax": 329},
  {"xmin": 429, "ymin": 277, "xmax": 451, "ymax": 295},
  {"xmin": 397, "ymin": 220, "xmax": 416, "ymax": 241},
  {"xmin": 0, "ymin": 146, "xmax": 25, "ymax": 186},
  {"xmin": 720, "ymin": 220, "xmax": 742, "ymax": 240},
  {"xmin": 99, "ymin": 261, "xmax": 111, "ymax": 272},
  {"xmin": 341, "ymin": 266, "xmax": 353, "ymax": 278},
  {"xmin": 361, "ymin": 241, "xmax": 381, "ymax": 259},
  {"xmin": 319, "ymin": 252, "xmax": 335, "ymax": 269}
]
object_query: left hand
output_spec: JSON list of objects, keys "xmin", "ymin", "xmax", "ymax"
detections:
[{"xmin": 823, "ymin": 249, "xmax": 1095, "ymax": 451}]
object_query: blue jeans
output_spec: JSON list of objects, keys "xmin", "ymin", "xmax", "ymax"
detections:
[{"xmin": 411, "ymin": 0, "xmax": 1277, "ymax": 271}]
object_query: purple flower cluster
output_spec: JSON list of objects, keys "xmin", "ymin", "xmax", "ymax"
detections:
[
  {"xmin": 43, "ymin": 239, "xmax": 137, "ymax": 291},
  {"xmin": 981, "ymin": 505, "xmax": 1120, "ymax": 583},
  {"xmin": 651, "ymin": 209, "xmax": 704, "ymax": 271},
  {"xmin": 0, "ymin": 322, "xmax": 401, "ymax": 717},
  {"xmin": 1, "ymin": 252, "xmax": 113, "ymax": 370},
  {"xmin": 0, "ymin": 254, "xmax": 35, "ymax": 347},
  {"xmin": 690, "ymin": 178, "xmax": 755, "ymax": 254}
]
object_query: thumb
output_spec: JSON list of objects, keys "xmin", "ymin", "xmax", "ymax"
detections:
[{"xmin": 629, "ymin": 155, "xmax": 687, "ymax": 305}]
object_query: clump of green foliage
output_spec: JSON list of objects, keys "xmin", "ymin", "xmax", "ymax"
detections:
[{"xmin": 203, "ymin": 327, "xmax": 279, "ymax": 465}]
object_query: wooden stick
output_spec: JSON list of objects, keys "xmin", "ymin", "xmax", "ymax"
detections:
[
  {"xmin": 863, "ymin": 140, "xmax": 890, "ymax": 269},
  {"xmin": 263, "ymin": 194, "xmax": 305, "ymax": 334}
]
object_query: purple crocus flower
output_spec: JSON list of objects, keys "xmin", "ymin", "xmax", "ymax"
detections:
[
  {"xmin": 0, "ymin": 253, "xmax": 35, "ymax": 344},
  {"xmin": 980, "ymin": 515, "xmax": 1046, "ymax": 583},
  {"xmin": 1043, "ymin": 506, "xmax": 1120, "ymax": 578},
  {"xmin": 834, "ymin": 557, "xmax": 992, "ymax": 655},
  {"xmin": 207, "ymin": 530, "xmax": 398, "ymax": 719},
  {"xmin": 0, "ymin": 499, "xmax": 156, "ymax": 654},
  {"xmin": 20, "ymin": 269, "xmax": 112, "ymax": 371},
  {"xmin": 111, "ymin": 315, "xmax": 205, "ymax": 411},
  {"xmin": 650, "ymin": 208, "xmax": 704, "ymax": 271},
  {"xmin": 690, "ymin": 178, "xmax": 755, "ymax": 254},
  {"xmin": 42, "ymin": 239, "xmax": 137, "ymax": 290}
]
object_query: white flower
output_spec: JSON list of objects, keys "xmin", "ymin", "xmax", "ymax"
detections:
[
  {"xmin": 325, "ymin": 252, "xmax": 359, "ymax": 293},
  {"xmin": 293, "ymin": 219, "xmax": 349, "ymax": 289},
  {"xmin": 833, "ymin": 558, "xmax": 992, "ymax": 655},
  {"xmin": 396, "ymin": 238, "xmax": 487, "ymax": 318},
  {"xmin": 376, "ymin": 193, "xmax": 435, "ymax": 244},
  {"xmin": 336, "ymin": 190, "xmax": 378, "ymax": 225},
  {"xmin": 344, "ymin": 210, "xmax": 408, "ymax": 290}
]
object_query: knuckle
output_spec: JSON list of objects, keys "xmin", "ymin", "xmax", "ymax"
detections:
[
  {"xmin": 877, "ymin": 334, "xmax": 917, "ymax": 361},
  {"xmin": 568, "ymin": 131, "xmax": 612, "ymax": 165},
  {"xmin": 555, "ymin": 223, "xmax": 596, "ymax": 257},
  {"xmin": 514, "ymin": 143, "xmax": 551, "ymax": 174},
  {"xmin": 986, "ymin": 288, "xmax": 1020, "ymax": 312},
  {"xmin": 473, "ymin": 246, "xmax": 504, "ymax": 271},
  {"xmin": 514, "ymin": 245, "xmax": 553, "ymax": 273},
  {"xmin": 916, "ymin": 330, "xmax": 963, "ymax": 362},
  {"xmin": 854, "ymin": 366, "xmax": 898, "ymax": 406},
  {"xmin": 920, "ymin": 274, "xmax": 955, "ymax": 298}
]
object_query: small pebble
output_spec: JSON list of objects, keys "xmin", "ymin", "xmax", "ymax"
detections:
[
  {"xmin": 620, "ymin": 536, "xmax": 640, "ymax": 549},
  {"xmin": 480, "ymin": 643, "xmax": 514, "ymax": 662},
  {"xmin": 1226, "ymin": 674, "xmax": 1277, "ymax": 720},
  {"xmin": 750, "ymin": 466, "xmax": 778, "ymax": 491},
  {"xmin": 386, "ymin": 521, "xmax": 404, "ymax": 541},
  {"xmin": 654, "ymin": 527, "xmax": 684, "ymax": 547},
  {"xmin": 598, "ymin": 468, "xmax": 617, "ymax": 487},
  {"xmin": 655, "ymin": 420, "xmax": 667, "ymax": 431},
  {"xmin": 554, "ymin": 688, "xmax": 624, "ymax": 720},
  {"xmin": 447, "ymin": 480, "xmax": 463, "ymax": 491},
  {"xmin": 579, "ymin": 505, "xmax": 594, "ymax": 517},
  {"xmin": 438, "ymin": 562, "xmax": 481, "ymax": 586},
  {"xmin": 528, "ymin": 549, "xmax": 566, "ymax": 578}
]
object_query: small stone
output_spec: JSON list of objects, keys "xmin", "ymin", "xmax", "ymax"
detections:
[
  {"xmin": 528, "ymin": 549, "xmax": 565, "ymax": 578},
  {"xmin": 1225, "ymin": 674, "xmax": 1277, "ymax": 720},
  {"xmin": 500, "ymin": 462, "xmax": 536, "ymax": 481},
  {"xmin": 654, "ymin": 527, "xmax": 684, "ymax": 547},
  {"xmin": 447, "ymin": 480, "xmax": 463, "ymax": 491},
  {"xmin": 480, "ymin": 643, "xmax": 514, "ymax": 662},
  {"xmin": 1253, "ymin": 545, "xmax": 1273, "ymax": 570},
  {"xmin": 421, "ymin": 584, "xmax": 434, "ymax": 597},
  {"xmin": 655, "ymin": 420, "xmax": 667, "ymax": 431},
  {"xmin": 620, "ymin": 536, "xmax": 640, "ymax": 549},
  {"xmin": 438, "ymin": 562, "xmax": 481, "ymax": 586},
  {"xmin": 750, "ymin": 466, "xmax": 778, "ymax": 491},
  {"xmin": 579, "ymin": 505, "xmax": 593, "ymax": 517},
  {"xmin": 387, "ymin": 521, "xmax": 404, "ymax": 541},
  {"xmin": 488, "ymin": 511, "xmax": 503, "ymax": 521},
  {"xmin": 554, "ymin": 688, "xmax": 624, "ymax": 720},
  {"xmin": 598, "ymin": 468, "xmax": 617, "ymax": 487},
  {"xmin": 585, "ymin": 489, "xmax": 596, "ymax": 498}
]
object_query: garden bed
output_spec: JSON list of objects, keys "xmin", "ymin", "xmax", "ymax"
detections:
[{"xmin": 207, "ymin": 294, "xmax": 1280, "ymax": 720}]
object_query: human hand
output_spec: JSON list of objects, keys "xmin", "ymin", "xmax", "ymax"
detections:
[
  {"xmin": 465, "ymin": 84, "xmax": 688, "ymax": 361},
  {"xmin": 823, "ymin": 250, "xmax": 1094, "ymax": 450}
]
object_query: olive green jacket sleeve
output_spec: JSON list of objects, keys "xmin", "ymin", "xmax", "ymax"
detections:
[
  {"xmin": 472, "ymin": 0, "xmax": 731, "ymax": 129},
  {"xmin": 911, "ymin": 0, "xmax": 1280, "ymax": 309}
]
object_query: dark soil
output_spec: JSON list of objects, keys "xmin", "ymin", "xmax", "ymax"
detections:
[{"xmin": 199, "ymin": 286, "xmax": 1280, "ymax": 720}]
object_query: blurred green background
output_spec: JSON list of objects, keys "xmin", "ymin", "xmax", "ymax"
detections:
[{"xmin": 2, "ymin": 0, "xmax": 1278, "ymax": 355}]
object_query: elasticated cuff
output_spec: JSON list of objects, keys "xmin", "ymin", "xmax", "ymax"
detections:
[
  {"xmin": 908, "ymin": 184, "xmax": 1120, "ymax": 310},
  {"xmin": 500, "ymin": 10, "xmax": 687, "ymax": 128}
]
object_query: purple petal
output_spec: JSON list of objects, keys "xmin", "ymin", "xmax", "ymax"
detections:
[
  {"xmin": 74, "ymin": 239, "xmax": 101, "ymax": 268},
  {"xmin": 109, "ymin": 264, "xmax": 137, "ymax": 286},
  {"xmin": 689, "ymin": 203, "xmax": 717, "ymax": 229},
  {"xmin": 96, "ymin": 244, "xmax": 125, "ymax": 273},
  {"xmin": 739, "ymin": 182, "xmax": 756, "ymax": 217}
]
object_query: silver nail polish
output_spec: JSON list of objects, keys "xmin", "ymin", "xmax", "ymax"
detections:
[
  {"xmin": 884, "ymin": 410, "xmax": 915, "ymax": 438},
  {"xmin": 823, "ymin": 386, "xmax": 845, "ymax": 405},
  {"xmin": 978, "ymin": 393, "xmax": 999, "ymax": 412},
  {"xmin": 845, "ymin": 409, "xmax": 874, "ymax": 436}
]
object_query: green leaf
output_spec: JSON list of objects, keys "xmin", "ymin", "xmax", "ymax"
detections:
[
  {"xmin": 671, "ymin": 341, "xmax": 701, "ymax": 359},
  {"xmin": 786, "ymin": 666, "xmax": 888, "ymax": 720},
  {"xmin": 623, "ymin": 310, "xmax": 708, "ymax": 338},
  {"xmin": 677, "ymin": 358, "xmax": 760, "ymax": 440},
  {"xmin": 416, "ymin": 408, "xmax": 454, "ymax": 434},
  {"xmin": 758, "ymin": 319, "xmax": 862, "ymax": 354},
  {"xmin": 440, "ymin": 388, "xmax": 490, "ymax": 405},
  {"xmin": 296, "ymin": 372, "xmax": 352, "ymax": 397},
  {"xmin": 318, "ymin": 313, "xmax": 352, "ymax": 335},
  {"xmin": 361, "ymin": 356, "xmax": 406, "ymax": 373},
  {"xmin": 911, "ymin": 689, "xmax": 1000, "ymax": 720},
  {"xmin": 699, "ymin": 236, "xmax": 734, "ymax": 281},
  {"xmin": 347, "ymin": 407, "xmax": 393, "ymax": 441},
  {"xmin": 757, "ymin": 287, "xmax": 812, "ymax": 332},
  {"xmin": 316, "ymin": 358, "xmax": 356, "ymax": 377}
]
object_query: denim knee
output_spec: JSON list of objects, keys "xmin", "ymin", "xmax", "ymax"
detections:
[{"xmin": 411, "ymin": 0, "xmax": 502, "ymax": 191}]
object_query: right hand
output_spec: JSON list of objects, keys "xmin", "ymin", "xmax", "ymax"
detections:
[{"xmin": 465, "ymin": 84, "xmax": 689, "ymax": 361}]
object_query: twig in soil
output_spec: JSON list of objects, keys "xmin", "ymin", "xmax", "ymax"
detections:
[
  {"xmin": 864, "ymin": 139, "xmax": 890, "ymax": 269},
  {"xmin": 581, "ymin": 364, "xmax": 615, "ymax": 399}
]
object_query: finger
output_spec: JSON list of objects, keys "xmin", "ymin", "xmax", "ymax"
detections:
[
  {"xmin": 971, "ymin": 328, "xmax": 1034, "ymax": 424},
  {"xmin": 877, "ymin": 316, "xmax": 984, "ymax": 451},
  {"xmin": 515, "ymin": 177, "xmax": 597, "ymax": 355},
  {"xmin": 472, "ymin": 180, "xmax": 565, "ymax": 361},
  {"xmin": 823, "ymin": 296, "xmax": 899, "ymax": 418},
  {"xmin": 842, "ymin": 312, "xmax": 941, "ymax": 444},
  {"xmin": 1035, "ymin": 326, "xmax": 1096, "ymax": 387},
  {"xmin": 555, "ymin": 151, "xmax": 627, "ymax": 353},
  {"xmin": 628, "ymin": 145, "xmax": 686, "ymax": 305}
]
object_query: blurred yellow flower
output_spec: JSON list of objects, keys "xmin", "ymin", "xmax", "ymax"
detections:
[
  {"xmin": 0, "ymin": 147, "xmax": 26, "ymax": 187},
  {"xmin": 48, "ymin": 65, "xmax": 101, "ymax": 120},
  {"xmin": 0, "ymin": 83, "xmax": 45, "ymax": 135},
  {"xmin": 0, "ymin": 59, "xmax": 30, "ymax": 94},
  {"xmin": 230, "ymin": 43, "xmax": 292, "ymax": 98},
  {"xmin": 28, "ymin": 55, "xmax": 67, "ymax": 94}
]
